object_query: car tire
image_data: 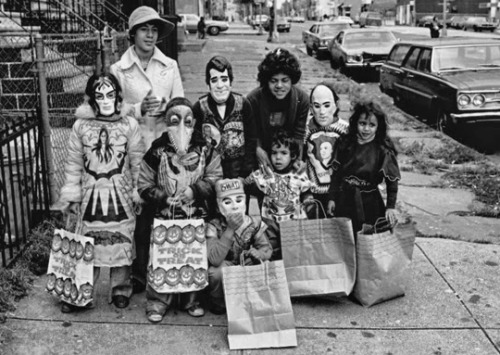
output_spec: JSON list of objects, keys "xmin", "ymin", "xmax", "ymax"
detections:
[
  {"xmin": 434, "ymin": 108, "xmax": 452, "ymax": 133},
  {"xmin": 330, "ymin": 56, "xmax": 339, "ymax": 69},
  {"xmin": 208, "ymin": 26, "xmax": 220, "ymax": 36},
  {"xmin": 339, "ymin": 59, "xmax": 348, "ymax": 75},
  {"xmin": 306, "ymin": 46, "xmax": 312, "ymax": 56}
]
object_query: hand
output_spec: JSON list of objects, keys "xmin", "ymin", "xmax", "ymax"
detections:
[
  {"xmin": 327, "ymin": 200, "xmax": 336, "ymax": 217},
  {"xmin": 166, "ymin": 196, "xmax": 182, "ymax": 207},
  {"xmin": 256, "ymin": 147, "xmax": 271, "ymax": 169},
  {"xmin": 293, "ymin": 159, "xmax": 306, "ymax": 173},
  {"xmin": 226, "ymin": 213, "xmax": 244, "ymax": 231},
  {"xmin": 385, "ymin": 208, "xmax": 397, "ymax": 226},
  {"xmin": 68, "ymin": 202, "xmax": 80, "ymax": 215},
  {"xmin": 178, "ymin": 187, "xmax": 194, "ymax": 205},
  {"xmin": 140, "ymin": 89, "xmax": 162, "ymax": 115},
  {"xmin": 259, "ymin": 162, "xmax": 274, "ymax": 179},
  {"xmin": 247, "ymin": 247, "xmax": 261, "ymax": 261}
]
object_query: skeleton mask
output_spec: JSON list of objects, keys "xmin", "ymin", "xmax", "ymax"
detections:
[
  {"xmin": 94, "ymin": 80, "xmax": 117, "ymax": 117},
  {"xmin": 165, "ymin": 104, "xmax": 195, "ymax": 155}
]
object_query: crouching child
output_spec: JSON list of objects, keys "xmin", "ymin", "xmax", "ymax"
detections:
[{"xmin": 206, "ymin": 178, "xmax": 273, "ymax": 314}]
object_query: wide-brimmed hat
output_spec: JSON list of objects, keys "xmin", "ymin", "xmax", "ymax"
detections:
[{"xmin": 129, "ymin": 6, "xmax": 174, "ymax": 38}]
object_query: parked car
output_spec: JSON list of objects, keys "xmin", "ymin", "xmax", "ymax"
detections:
[
  {"xmin": 327, "ymin": 28, "xmax": 397, "ymax": 76},
  {"xmin": 178, "ymin": 14, "xmax": 229, "ymax": 36},
  {"xmin": 379, "ymin": 38, "xmax": 500, "ymax": 137},
  {"xmin": 290, "ymin": 16, "xmax": 305, "ymax": 23},
  {"xmin": 250, "ymin": 14, "xmax": 268, "ymax": 28},
  {"xmin": 463, "ymin": 16, "xmax": 497, "ymax": 32},
  {"xmin": 449, "ymin": 15, "xmax": 468, "ymax": 29},
  {"xmin": 417, "ymin": 15, "xmax": 435, "ymax": 27},
  {"xmin": 302, "ymin": 22, "xmax": 351, "ymax": 58},
  {"xmin": 334, "ymin": 16, "xmax": 354, "ymax": 25},
  {"xmin": 263, "ymin": 16, "xmax": 291, "ymax": 32},
  {"xmin": 359, "ymin": 11, "xmax": 383, "ymax": 27}
]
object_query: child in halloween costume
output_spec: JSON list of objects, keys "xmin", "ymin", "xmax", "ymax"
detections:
[
  {"xmin": 327, "ymin": 101, "xmax": 400, "ymax": 233},
  {"xmin": 305, "ymin": 82, "xmax": 348, "ymax": 216},
  {"xmin": 245, "ymin": 130, "xmax": 312, "ymax": 259},
  {"xmin": 137, "ymin": 97, "xmax": 222, "ymax": 323},
  {"xmin": 57, "ymin": 73, "xmax": 145, "ymax": 313},
  {"xmin": 193, "ymin": 55, "xmax": 255, "ymax": 178},
  {"xmin": 206, "ymin": 178, "xmax": 273, "ymax": 314}
]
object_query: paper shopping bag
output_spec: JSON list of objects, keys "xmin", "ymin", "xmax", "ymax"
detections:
[
  {"xmin": 223, "ymin": 260, "xmax": 297, "ymax": 350},
  {"xmin": 147, "ymin": 218, "xmax": 208, "ymax": 293},
  {"xmin": 353, "ymin": 220, "xmax": 416, "ymax": 307},
  {"xmin": 280, "ymin": 217, "xmax": 356, "ymax": 297},
  {"xmin": 46, "ymin": 228, "xmax": 95, "ymax": 307}
]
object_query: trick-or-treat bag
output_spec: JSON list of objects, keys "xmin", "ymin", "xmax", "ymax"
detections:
[
  {"xmin": 223, "ymin": 260, "xmax": 297, "ymax": 350},
  {"xmin": 148, "ymin": 218, "xmax": 208, "ymax": 293},
  {"xmin": 280, "ymin": 214, "xmax": 356, "ymax": 297},
  {"xmin": 353, "ymin": 219, "xmax": 416, "ymax": 307},
  {"xmin": 46, "ymin": 214, "xmax": 95, "ymax": 307}
]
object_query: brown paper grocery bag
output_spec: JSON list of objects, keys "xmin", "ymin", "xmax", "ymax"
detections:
[
  {"xmin": 222, "ymin": 260, "xmax": 297, "ymax": 350},
  {"xmin": 353, "ymin": 220, "xmax": 416, "ymax": 307},
  {"xmin": 280, "ymin": 217, "xmax": 356, "ymax": 297}
]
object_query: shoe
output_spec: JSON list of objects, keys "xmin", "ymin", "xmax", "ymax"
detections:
[
  {"xmin": 61, "ymin": 302, "xmax": 76, "ymax": 313},
  {"xmin": 131, "ymin": 279, "xmax": 145, "ymax": 294},
  {"xmin": 209, "ymin": 304, "xmax": 226, "ymax": 315},
  {"xmin": 112, "ymin": 295, "xmax": 130, "ymax": 309},
  {"xmin": 147, "ymin": 311, "xmax": 164, "ymax": 323},
  {"xmin": 187, "ymin": 304, "xmax": 205, "ymax": 317}
]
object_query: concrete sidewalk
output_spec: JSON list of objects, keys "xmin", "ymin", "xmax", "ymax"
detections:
[{"xmin": 2, "ymin": 35, "xmax": 500, "ymax": 355}]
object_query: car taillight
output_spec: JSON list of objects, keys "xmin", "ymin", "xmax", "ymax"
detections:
[
  {"xmin": 472, "ymin": 94, "xmax": 485, "ymax": 106},
  {"xmin": 457, "ymin": 94, "xmax": 470, "ymax": 107}
]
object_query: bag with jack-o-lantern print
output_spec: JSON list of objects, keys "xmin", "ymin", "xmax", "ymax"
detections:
[
  {"xmin": 147, "ymin": 218, "xmax": 208, "ymax": 293},
  {"xmin": 46, "ymin": 221, "xmax": 95, "ymax": 307}
]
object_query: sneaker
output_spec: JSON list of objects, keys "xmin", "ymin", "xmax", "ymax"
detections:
[
  {"xmin": 112, "ymin": 295, "xmax": 130, "ymax": 309},
  {"xmin": 61, "ymin": 302, "xmax": 76, "ymax": 313},
  {"xmin": 187, "ymin": 304, "xmax": 205, "ymax": 317},
  {"xmin": 147, "ymin": 311, "xmax": 164, "ymax": 323}
]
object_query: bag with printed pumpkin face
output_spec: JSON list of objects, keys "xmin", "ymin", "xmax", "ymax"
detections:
[{"xmin": 147, "ymin": 218, "xmax": 209, "ymax": 293}]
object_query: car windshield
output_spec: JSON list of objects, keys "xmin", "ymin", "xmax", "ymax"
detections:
[
  {"xmin": 319, "ymin": 23, "xmax": 350, "ymax": 36},
  {"xmin": 343, "ymin": 32, "xmax": 395, "ymax": 49},
  {"xmin": 433, "ymin": 44, "xmax": 500, "ymax": 71}
]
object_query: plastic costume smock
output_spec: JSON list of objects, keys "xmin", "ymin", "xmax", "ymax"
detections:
[{"xmin": 58, "ymin": 103, "xmax": 145, "ymax": 267}]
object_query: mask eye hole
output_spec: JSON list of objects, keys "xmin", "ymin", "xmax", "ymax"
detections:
[
  {"xmin": 168, "ymin": 114, "xmax": 180, "ymax": 126},
  {"xmin": 184, "ymin": 116, "xmax": 194, "ymax": 127}
]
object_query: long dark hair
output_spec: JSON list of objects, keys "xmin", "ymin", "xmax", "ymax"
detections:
[
  {"xmin": 85, "ymin": 74, "xmax": 123, "ymax": 115},
  {"xmin": 343, "ymin": 101, "xmax": 397, "ymax": 154}
]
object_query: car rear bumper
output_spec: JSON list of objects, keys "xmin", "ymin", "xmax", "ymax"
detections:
[
  {"xmin": 345, "ymin": 62, "xmax": 384, "ymax": 69},
  {"xmin": 451, "ymin": 111, "xmax": 500, "ymax": 124}
]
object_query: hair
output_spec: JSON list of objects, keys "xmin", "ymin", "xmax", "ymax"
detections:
[
  {"xmin": 309, "ymin": 82, "xmax": 340, "ymax": 118},
  {"xmin": 85, "ymin": 73, "xmax": 123, "ymax": 114},
  {"xmin": 205, "ymin": 56, "xmax": 233, "ymax": 85},
  {"xmin": 165, "ymin": 96, "xmax": 193, "ymax": 112},
  {"xmin": 257, "ymin": 48, "xmax": 302, "ymax": 87},
  {"xmin": 271, "ymin": 129, "xmax": 300, "ymax": 162},
  {"xmin": 345, "ymin": 100, "xmax": 397, "ymax": 154}
]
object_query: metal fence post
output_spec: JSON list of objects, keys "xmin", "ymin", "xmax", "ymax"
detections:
[{"xmin": 34, "ymin": 34, "xmax": 57, "ymax": 204}]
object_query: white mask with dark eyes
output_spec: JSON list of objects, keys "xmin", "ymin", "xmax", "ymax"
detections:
[
  {"xmin": 95, "ymin": 83, "xmax": 116, "ymax": 117},
  {"xmin": 165, "ymin": 105, "xmax": 195, "ymax": 156}
]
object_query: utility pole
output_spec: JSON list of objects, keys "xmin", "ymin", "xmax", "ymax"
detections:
[{"xmin": 442, "ymin": 0, "xmax": 447, "ymax": 36}]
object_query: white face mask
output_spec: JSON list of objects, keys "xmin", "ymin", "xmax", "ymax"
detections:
[
  {"xmin": 165, "ymin": 105, "xmax": 195, "ymax": 155},
  {"xmin": 209, "ymin": 69, "xmax": 231, "ymax": 104},
  {"xmin": 218, "ymin": 194, "xmax": 246, "ymax": 220},
  {"xmin": 95, "ymin": 83, "xmax": 117, "ymax": 117}
]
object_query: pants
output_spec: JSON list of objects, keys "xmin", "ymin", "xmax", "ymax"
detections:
[
  {"xmin": 132, "ymin": 204, "xmax": 155, "ymax": 287},
  {"xmin": 208, "ymin": 260, "xmax": 235, "ymax": 308},
  {"xmin": 95, "ymin": 266, "xmax": 132, "ymax": 301},
  {"xmin": 146, "ymin": 286, "xmax": 201, "ymax": 315}
]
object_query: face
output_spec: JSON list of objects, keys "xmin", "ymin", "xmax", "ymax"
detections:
[
  {"xmin": 218, "ymin": 193, "xmax": 246, "ymax": 219},
  {"xmin": 357, "ymin": 113, "xmax": 378, "ymax": 142},
  {"xmin": 271, "ymin": 143, "xmax": 293, "ymax": 172},
  {"xmin": 268, "ymin": 73, "xmax": 292, "ymax": 100},
  {"xmin": 209, "ymin": 68, "xmax": 231, "ymax": 104},
  {"xmin": 320, "ymin": 142, "xmax": 333, "ymax": 160},
  {"xmin": 134, "ymin": 23, "xmax": 158, "ymax": 54},
  {"xmin": 95, "ymin": 82, "xmax": 116, "ymax": 116},
  {"xmin": 311, "ymin": 85, "xmax": 338, "ymax": 127},
  {"xmin": 166, "ymin": 105, "xmax": 195, "ymax": 155}
]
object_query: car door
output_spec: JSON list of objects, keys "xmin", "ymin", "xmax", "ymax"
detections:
[
  {"xmin": 379, "ymin": 44, "xmax": 411, "ymax": 96},
  {"xmin": 400, "ymin": 47, "xmax": 435, "ymax": 112}
]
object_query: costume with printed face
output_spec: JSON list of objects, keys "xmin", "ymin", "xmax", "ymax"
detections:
[{"xmin": 58, "ymin": 76, "xmax": 145, "ymax": 268}]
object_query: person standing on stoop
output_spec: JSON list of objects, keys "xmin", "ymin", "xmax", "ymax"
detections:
[{"xmin": 110, "ymin": 5, "xmax": 184, "ymax": 295}]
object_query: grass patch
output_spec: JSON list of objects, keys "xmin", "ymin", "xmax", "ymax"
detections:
[
  {"xmin": 442, "ymin": 164, "xmax": 500, "ymax": 209},
  {"xmin": 428, "ymin": 144, "xmax": 484, "ymax": 165},
  {"xmin": 0, "ymin": 218, "xmax": 61, "ymax": 313}
]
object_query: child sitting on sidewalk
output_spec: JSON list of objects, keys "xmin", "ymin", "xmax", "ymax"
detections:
[
  {"xmin": 245, "ymin": 130, "xmax": 312, "ymax": 260},
  {"xmin": 206, "ymin": 178, "xmax": 273, "ymax": 315}
]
